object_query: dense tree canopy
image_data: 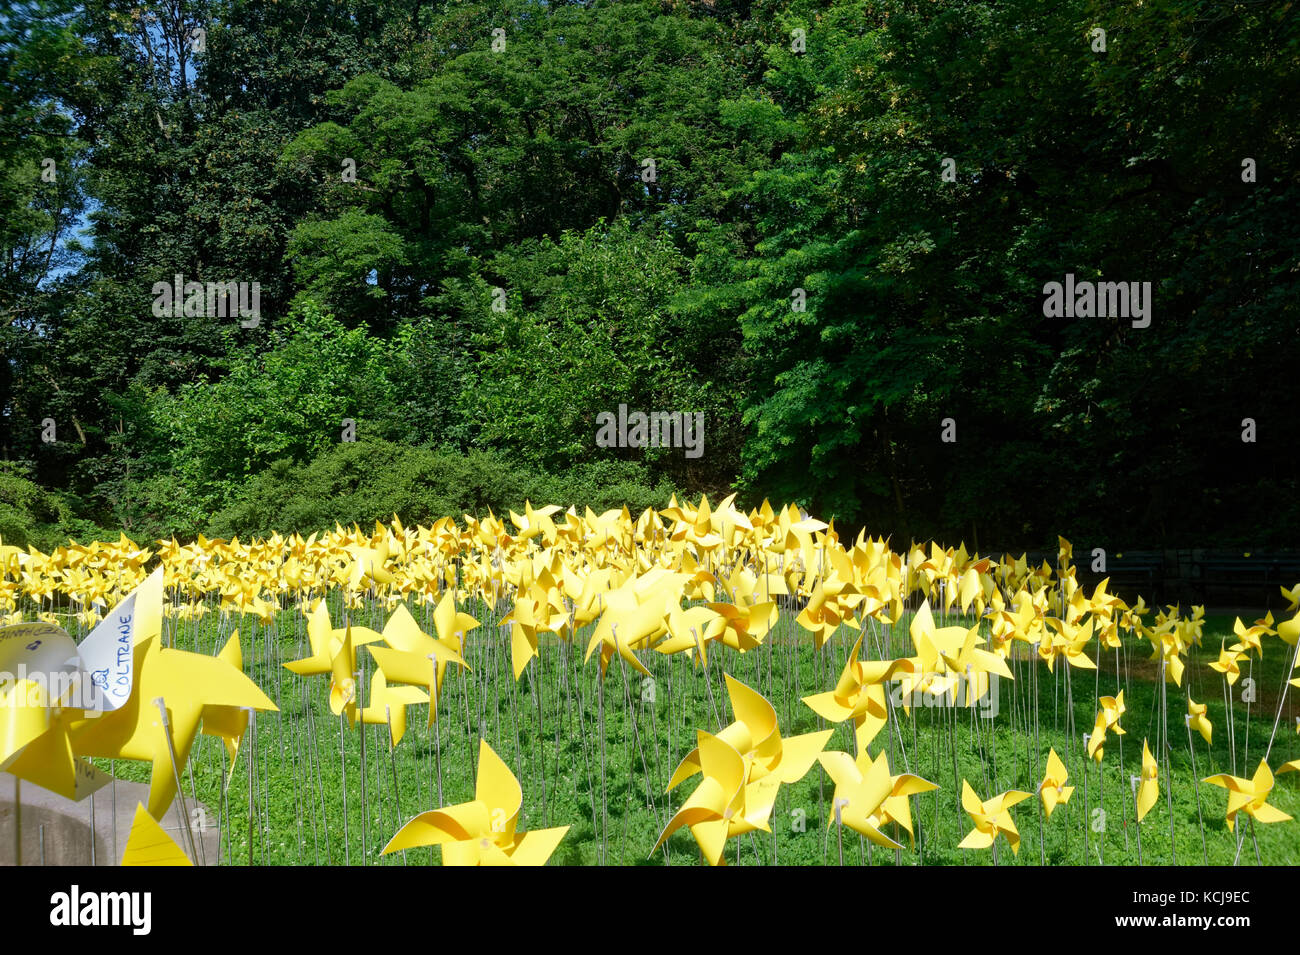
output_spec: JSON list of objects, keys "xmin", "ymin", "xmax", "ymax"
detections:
[{"xmin": 2, "ymin": 0, "xmax": 1296, "ymax": 549}]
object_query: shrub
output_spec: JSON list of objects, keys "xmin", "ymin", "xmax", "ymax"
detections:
[
  {"xmin": 209, "ymin": 439, "xmax": 680, "ymax": 538},
  {"xmin": 0, "ymin": 462, "xmax": 111, "ymax": 550}
]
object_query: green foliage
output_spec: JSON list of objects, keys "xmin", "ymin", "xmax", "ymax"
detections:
[
  {"xmin": 729, "ymin": 0, "xmax": 1299, "ymax": 546},
  {"xmin": 1, "ymin": 0, "xmax": 1295, "ymax": 550},
  {"xmin": 286, "ymin": 210, "xmax": 410, "ymax": 315},
  {"xmin": 467, "ymin": 219, "xmax": 717, "ymax": 475},
  {"xmin": 0, "ymin": 462, "xmax": 108, "ymax": 550},
  {"xmin": 209, "ymin": 438, "xmax": 677, "ymax": 538},
  {"xmin": 152, "ymin": 300, "xmax": 396, "ymax": 512}
]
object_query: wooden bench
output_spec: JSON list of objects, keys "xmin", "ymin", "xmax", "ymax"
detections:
[
  {"xmin": 994, "ymin": 550, "xmax": 1165, "ymax": 607},
  {"xmin": 1195, "ymin": 554, "xmax": 1300, "ymax": 609},
  {"xmin": 1076, "ymin": 550, "xmax": 1166, "ymax": 606}
]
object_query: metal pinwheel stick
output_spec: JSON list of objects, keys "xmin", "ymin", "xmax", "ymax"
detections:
[
  {"xmin": 153, "ymin": 696, "xmax": 200, "ymax": 863},
  {"xmin": 5, "ymin": 512, "xmax": 1300, "ymax": 867}
]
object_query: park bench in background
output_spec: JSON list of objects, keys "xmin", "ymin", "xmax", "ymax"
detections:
[
  {"xmin": 1009, "ymin": 549, "xmax": 1166, "ymax": 607},
  {"xmin": 1077, "ymin": 550, "xmax": 1167, "ymax": 607},
  {"xmin": 1194, "ymin": 552, "xmax": 1300, "ymax": 610},
  {"xmin": 949, "ymin": 548, "xmax": 1300, "ymax": 612}
]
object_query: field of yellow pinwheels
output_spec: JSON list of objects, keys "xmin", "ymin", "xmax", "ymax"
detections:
[{"xmin": 2, "ymin": 497, "xmax": 1299, "ymax": 866}]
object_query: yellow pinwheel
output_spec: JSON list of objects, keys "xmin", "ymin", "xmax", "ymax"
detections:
[
  {"xmin": 584, "ymin": 584, "xmax": 667, "ymax": 679},
  {"xmin": 1203, "ymin": 759, "xmax": 1293, "ymax": 832},
  {"xmin": 702, "ymin": 598, "xmax": 778, "ymax": 654},
  {"xmin": 283, "ymin": 601, "xmax": 383, "ymax": 678},
  {"xmin": 121, "ymin": 803, "xmax": 192, "ymax": 866},
  {"xmin": 1136, "ymin": 738, "xmax": 1159, "ymax": 822},
  {"xmin": 382, "ymin": 739, "xmax": 568, "ymax": 865},
  {"xmin": 1208, "ymin": 641, "xmax": 1244, "ymax": 685},
  {"xmin": 958, "ymin": 781, "xmax": 1032, "ymax": 855},
  {"xmin": 1087, "ymin": 691, "xmax": 1126, "ymax": 762},
  {"xmin": 367, "ymin": 600, "xmax": 470, "ymax": 723},
  {"xmin": 359, "ymin": 669, "xmax": 428, "ymax": 746},
  {"xmin": 1230, "ymin": 614, "xmax": 1274, "ymax": 659},
  {"xmin": 343, "ymin": 536, "xmax": 395, "ymax": 592},
  {"xmin": 1057, "ymin": 535, "xmax": 1073, "ymax": 570},
  {"xmin": 876, "ymin": 762, "xmax": 933, "ymax": 847},
  {"xmin": 508, "ymin": 501, "xmax": 563, "ymax": 545},
  {"xmin": 0, "ymin": 624, "xmax": 86, "ymax": 794},
  {"xmin": 937, "ymin": 623, "xmax": 1015, "ymax": 706},
  {"xmin": 1042, "ymin": 617, "xmax": 1097, "ymax": 673},
  {"xmin": 653, "ymin": 729, "xmax": 780, "ymax": 866},
  {"xmin": 802, "ymin": 632, "xmax": 911, "ymax": 750},
  {"xmin": 429, "ymin": 589, "xmax": 481, "ymax": 656},
  {"xmin": 818, "ymin": 748, "xmax": 936, "ymax": 848},
  {"xmin": 656, "ymin": 602, "xmax": 725, "ymax": 667},
  {"xmin": 668, "ymin": 674, "xmax": 831, "ymax": 790},
  {"xmin": 1186, "ymin": 695, "xmax": 1212, "ymax": 746},
  {"xmin": 1039, "ymin": 748, "xmax": 1074, "ymax": 818},
  {"xmin": 1, "ymin": 569, "xmax": 164, "ymax": 799},
  {"xmin": 1148, "ymin": 620, "xmax": 1187, "ymax": 687},
  {"xmin": 899, "ymin": 599, "xmax": 978, "ymax": 702},
  {"xmin": 505, "ymin": 585, "xmax": 568, "ymax": 680},
  {"xmin": 795, "ymin": 574, "xmax": 864, "ymax": 650}
]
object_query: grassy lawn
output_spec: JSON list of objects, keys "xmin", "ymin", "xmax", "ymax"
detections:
[{"xmin": 103, "ymin": 599, "xmax": 1300, "ymax": 866}]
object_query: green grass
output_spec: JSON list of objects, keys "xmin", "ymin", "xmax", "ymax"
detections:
[{"xmin": 103, "ymin": 599, "xmax": 1300, "ymax": 865}]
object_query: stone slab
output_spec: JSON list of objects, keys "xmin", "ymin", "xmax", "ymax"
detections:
[{"xmin": 0, "ymin": 771, "xmax": 221, "ymax": 866}]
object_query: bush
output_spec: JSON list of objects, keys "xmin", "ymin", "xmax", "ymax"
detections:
[
  {"xmin": 209, "ymin": 439, "xmax": 680, "ymax": 538},
  {"xmin": 153, "ymin": 299, "xmax": 396, "ymax": 513},
  {"xmin": 529, "ymin": 458, "xmax": 681, "ymax": 517},
  {"xmin": 0, "ymin": 462, "xmax": 111, "ymax": 550}
]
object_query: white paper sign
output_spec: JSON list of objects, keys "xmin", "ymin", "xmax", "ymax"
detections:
[
  {"xmin": 0, "ymin": 623, "xmax": 81, "ymax": 707},
  {"xmin": 0, "ymin": 586, "xmax": 139, "ymax": 713},
  {"xmin": 72, "ymin": 757, "xmax": 113, "ymax": 800},
  {"xmin": 75, "ymin": 590, "xmax": 138, "ymax": 712}
]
